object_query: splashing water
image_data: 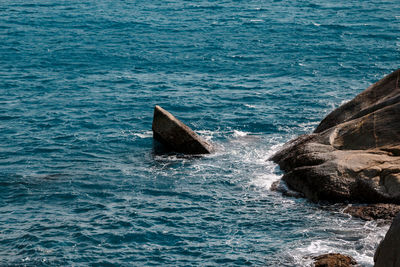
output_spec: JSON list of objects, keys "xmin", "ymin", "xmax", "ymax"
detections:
[{"xmin": 1, "ymin": 0, "xmax": 399, "ymax": 265}]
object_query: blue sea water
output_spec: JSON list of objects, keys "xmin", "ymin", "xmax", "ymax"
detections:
[{"xmin": 1, "ymin": 0, "xmax": 399, "ymax": 266}]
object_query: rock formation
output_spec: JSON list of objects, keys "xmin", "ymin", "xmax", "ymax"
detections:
[
  {"xmin": 152, "ymin": 105, "xmax": 213, "ymax": 154},
  {"xmin": 343, "ymin": 203, "xmax": 400, "ymax": 222},
  {"xmin": 374, "ymin": 212, "xmax": 400, "ymax": 267},
  {"xmin": 313, "ymin": 253, "xmax": 357, "ymax": 267},
  {"xmin": 271, "ymin": 69, "xmax": 400, "ymax": 203}
]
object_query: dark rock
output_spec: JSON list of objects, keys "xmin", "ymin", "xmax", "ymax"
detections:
[
  {"xmin": 152, "ymin": 105, "xmax": 213, "ymax": 154},
  {"xmin": 270, "ymin": 180, "xmax": 280, "ymax": 191},
  {"xmin": 374, "ymin": 212, "xmax": 400, "ymax": 267},
  {"xmin": 313, "ymin": 253, "xmax": 357, "ymax": 267},
  {"xmin": 271, "ymin": 69, "xmax": 400, "ymax": 204},
  {"xmin": 344, "ymin": 203, "xmax": 400, "ymax": 222},
  {"xmin": 270, "ymin": 179, "xmax": 303, "ymax": 198}
]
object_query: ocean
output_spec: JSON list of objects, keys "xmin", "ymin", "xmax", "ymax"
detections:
[{"xmin": 1, "ymin": 0, "xmax": 399, "ymax": 266}]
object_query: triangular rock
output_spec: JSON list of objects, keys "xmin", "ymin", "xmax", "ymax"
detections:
[{"xmin": 152, "ymin": 105, "xmax": 213, "ymax": 154}]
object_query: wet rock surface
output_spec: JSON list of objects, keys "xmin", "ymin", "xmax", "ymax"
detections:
[
  {"xmin": 152, "ymin": 105, "xmax": 213, "ymax": 154},
  {"xmin": 271, "ymin": 69, "xmax": 400, "ymax": 204},
  {"xmin": 313, "ymin": 253, "xmax": 357, "ymax": 267}
]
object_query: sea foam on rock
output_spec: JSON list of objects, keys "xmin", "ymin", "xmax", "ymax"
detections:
[
  {"xmin": 152, "ymin": 105, "xmax": 213, "ymax": 154},
  {"xmin": 271, "ymin": 69, "xmax": 400, "ymax": 204}
]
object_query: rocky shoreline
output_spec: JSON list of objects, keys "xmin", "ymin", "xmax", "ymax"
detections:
[{"xmin": 270, "ymin": 69, "xmax": 400, "ymax": 266}]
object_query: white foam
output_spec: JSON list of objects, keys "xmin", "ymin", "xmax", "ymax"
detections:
[
  {"xmin": 232, "ymin": 130, "xmax": 249, "ymax": 138},
  {"xmin": 291, "ymin": 219, "xmax": 388, "ymax": 266},
  {"xmin": 269, "ymin": 143, "xmax": 284, "ymax": 155},
  {"xmin": 244, "ymin": 104, "xmax": 257, "ymax": 108},
  {"xmin": 132, "ymin": 130, "xmax": 153, "ymax": 139},
  {"xmin": 298, "ymin": 121, "xmax": 319, "ymax": 133},
  {"xmin": 340, "ymin": 99, "xmax": 350, "ymax": 106},
  {"xmin": 196, "ymin": 129, "xmax": 220, "ymax": 142},
  {"xmin": 249, "ymin": 171, "xmax": 281, "ymax": 190},
  {"xmin": 247, "ymin": 142, "xmax": 283, "ymax": 190}
]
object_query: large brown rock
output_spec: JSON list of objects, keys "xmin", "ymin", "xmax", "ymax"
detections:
[
  {"xmin": 271, "ymin": 69, "xmax": 400, "ymax": 203},
  {"xmin": 152, "ymin": 105, "xmax": 213, "ymax": 154},
  {"xmin": 374, "ymin": 212, "xmax": 400, "ymax": 267},
  {"xmin": 313, "ymin": 253, "xmax": 357, "ymax": 267}
]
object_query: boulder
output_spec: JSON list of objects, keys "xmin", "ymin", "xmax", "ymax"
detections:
[
  {"xmin": 374, "ymin": 212, "xmax": 400, "ymax": 267},
  {"xmin": 152, "ymin": 105, "xmax": 213, "ymax": 154},
  {"xmin": 344, "ymin": 203, "xmax": 400, "ymax": 222},
  {"xmin": 313, "ymin": 253, "xmax": 357, "ymax": 267},
  {"xmin": 271, "ymin": 69, "xmax": 400, "ymax": 203}
]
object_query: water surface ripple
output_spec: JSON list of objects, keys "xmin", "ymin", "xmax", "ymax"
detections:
[{"xmin": 0, "ymin": 0, "xmax": 399, "ymax": 266}]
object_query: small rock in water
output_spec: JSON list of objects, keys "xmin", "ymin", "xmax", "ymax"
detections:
[
  {"xmin": 313, "ymin": 253, "xmax": 357, "ymax": 267},
  {"xmin": 270, "ymin": 180, "xmax": 303, "ymax": 198},
  {"xmin": 152, "ymin": 105, "xmax": 213, "ymax": 154}
]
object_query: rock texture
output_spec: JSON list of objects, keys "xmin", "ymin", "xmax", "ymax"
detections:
[
  {"xmin": 152, "ymin": 105, "xmax": 213, "ymax": 154},
  {"xmin": 313, "ymin": 253, "xmax": 357, "ymax": 267},
  {"xmin": 271, "ymin": 69, "xmax": 400, "ymax": 203},
  {"xmin": 374, "ymin": 212, "xmax": 400, "ymax": 267},
  {"xmin": 344, "ymin": 203, "xmax": 400, "ymax": 222}
]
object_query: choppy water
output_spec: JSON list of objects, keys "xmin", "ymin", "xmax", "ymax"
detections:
[{"xmin": 1, "ymin": 0, "xmax": 399, "ymax": 266}]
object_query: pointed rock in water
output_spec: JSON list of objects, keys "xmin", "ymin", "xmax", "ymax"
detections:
[
  {"xmin": 271, "ymin": 69, "xmax": 400, "ymax": 204},
  {"xmin": 152, "ymin": 105, "xmax": 213, "ymax": 154}
]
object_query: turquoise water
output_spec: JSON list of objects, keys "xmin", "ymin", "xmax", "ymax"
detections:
[{"xmin": 1, "ymin": 0, "xmax": 399, "ymax": 266}]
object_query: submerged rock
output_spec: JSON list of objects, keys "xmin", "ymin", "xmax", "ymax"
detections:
[
  {"xmin": 374, "ymin": 212, "xmax": 400, "ymax": 267},
  {"xmin": 152, "ymin": 105, "xmax": 213, "ymax": 154},
  {"xmin": 313, "ymin": 253, "xmax": 357, "ymax": 267},
  {"xmin": 271, "ymin": 69, "xmax": 400, "ymax": 204}
]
